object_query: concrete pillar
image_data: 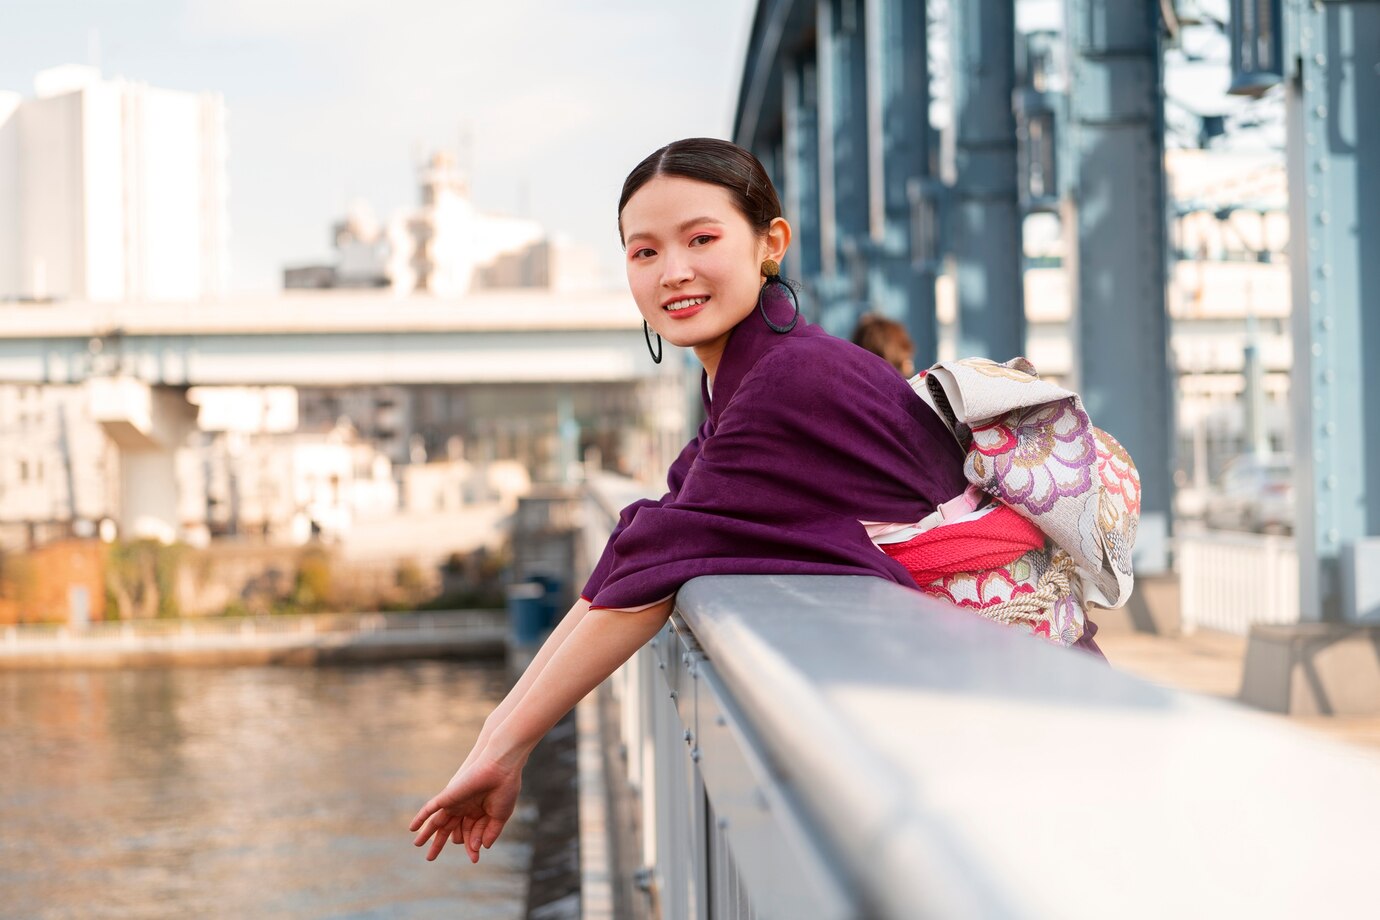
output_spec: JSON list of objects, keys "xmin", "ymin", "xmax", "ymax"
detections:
[
  {"xmin": 87, "ymin": 376, "xmax": 197, "ymax": 543},
  {"xmin": 1062, "ymin": 0, "xmax": 1174, "ymax": 574},
  {"xmin": 864, "ymin": 0, "xmax": 939, "ymax": 365},
  {"xmin": 949, "ymin": 0, "xmax": 1025, "ymax": 360}
]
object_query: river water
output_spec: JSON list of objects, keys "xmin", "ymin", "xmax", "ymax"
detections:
[{"xmin": 0, "ymin": 661, "xmax": 531, "ymax": 919}]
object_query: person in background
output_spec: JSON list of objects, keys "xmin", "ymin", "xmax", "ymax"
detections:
[{"xmin": 851, "ymin": 312, "xmax": 915, "ymax": 377}]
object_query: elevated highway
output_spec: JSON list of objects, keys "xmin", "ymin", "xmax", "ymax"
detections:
[{"xmin": 0, "ymin": 290, "xmax": 655, "ymax": 386}]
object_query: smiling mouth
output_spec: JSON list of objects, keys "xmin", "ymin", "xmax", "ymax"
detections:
[{"xmin": 663, "ymin": 296, "xmax": 709, "ymax": 312}]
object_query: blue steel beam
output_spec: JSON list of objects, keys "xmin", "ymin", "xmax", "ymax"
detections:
[
  {"xmin": 783, "ymin": 58, "xmax": 823, "ymax": 293},
  {"xmin": 864, "ymin": 0, "xmax": 939, "ymax": 364},
  {"xmin": 1284, "ymin": 0, "xmax": 1380, "ymax": 620},
  {"xmin": 949, "ymin": 0, "xmax": 1026, "ymax": 360},
  {"xmin": 817, "ymin": 0, "xmax": 872, "ymax": 335},
  {"xmin": 1061, "ymin": 0, "xmax": 1174, "ymax": 574}
]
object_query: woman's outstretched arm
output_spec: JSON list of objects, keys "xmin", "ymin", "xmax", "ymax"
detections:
[
  {"xmin": 410, "ymin": 597, "xmax": 675, "ymax": 863},
  {"xmin": 463, "ymin": 597, "xmax": 593, "ymax": 765}
]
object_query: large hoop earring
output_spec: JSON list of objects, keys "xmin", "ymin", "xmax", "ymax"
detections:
[
  {"xmin": 757, "ymin": 259, "xmax": 799, "ymax": 334},
  {"xmin": 643, "ymin": 320, "xmax": 663, "ymax": 364}
]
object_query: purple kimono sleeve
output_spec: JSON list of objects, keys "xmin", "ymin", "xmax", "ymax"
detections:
[
  {"xmin": 580, "ymin": 417, "xmax": 712, "ymax": 602},
  {"xmin": 587, "ymin": 345, "xmax": 966, "ymax": 610}
]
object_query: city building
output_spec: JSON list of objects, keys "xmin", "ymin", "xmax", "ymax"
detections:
[
  {"xmin": 0, "ymin": 65, "xmax": 229, "ymax": 303},
  {"xmin": 284, "ymin": 151, "xmax": 602, "ymax": 295}
]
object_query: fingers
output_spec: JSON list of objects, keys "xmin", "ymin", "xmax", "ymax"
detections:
[
  {"xmin": 426, "ymin": 814, "xmax": 461, "ymax": 861},
  {"xmin": 481, "ymin": 817, "xmax": 504, "ymax": 850},
  {"xmin": 412, "ymin": 814, "xmax": 505, "ymax": 864},
  {"xmin": 467, "ymin": 816, "xmax": 488, "ymax": 863},
  {"xmin": 413, "ymin": 808, "xmax": 455, "ymax": 849},
  {"xmin": 409, "ymin": 796, "xmax": 442, "ymax": 833},
  {"xmin": 427, "ymin": 825, "xmax": 450, "ymax": 861}
]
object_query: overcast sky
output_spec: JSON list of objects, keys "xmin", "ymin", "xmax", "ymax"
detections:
[{"xmin": 2, "ymin": 0, "xmax": 757, "ymax": 293}]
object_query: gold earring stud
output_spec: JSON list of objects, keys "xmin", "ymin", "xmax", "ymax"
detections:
[{"xmin": 761, "ymin": 258, "xmax": 780, "ymax": 278}]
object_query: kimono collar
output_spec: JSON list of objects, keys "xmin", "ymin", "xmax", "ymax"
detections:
[{"xmin": 702, "ymin": 286, "xmax": 814, "ymax": 424}]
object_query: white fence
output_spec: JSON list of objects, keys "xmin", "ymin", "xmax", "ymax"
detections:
[{"xmin": 1179, "ymin": 532, "xmax": 1300, "ymax": 635}]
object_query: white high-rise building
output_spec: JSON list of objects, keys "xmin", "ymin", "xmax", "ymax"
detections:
[
  {"xmin": 0, "ymin": 65, "xmax": 229, "ymax": 303},
  {"xmin": 388, "ymin": 151, "xmax": 545, "ymax": 297}
]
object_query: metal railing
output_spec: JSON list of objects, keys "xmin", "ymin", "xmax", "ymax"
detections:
[
  {"xmin": 1179, "ymin": 531, "xmax": 1300, "ymax": 634},
  {"xmin": 586, "ymin": 476, "xmax": 1380, "ymax": 920}
]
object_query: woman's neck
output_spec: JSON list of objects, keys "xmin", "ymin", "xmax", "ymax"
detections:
[{"xmin": 693, "ymin": 333, "xmax": 731, "ymax": 387}]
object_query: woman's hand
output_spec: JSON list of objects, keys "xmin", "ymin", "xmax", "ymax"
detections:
[
  {"xmin": 411, "ymin": 599, "xmax": 672, "ymax": 865},
  {"xmin": 409, "ymin": 752, "xmax": 524, "ymax": 864}
]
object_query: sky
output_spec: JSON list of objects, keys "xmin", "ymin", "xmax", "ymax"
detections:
[
  {"xmin": 2, "ymin": 0, "xmax": 757, "ymax": 293},
  {"xmin": 2, "ymin": 0, "xmax": 1268, "ymax": 296}
]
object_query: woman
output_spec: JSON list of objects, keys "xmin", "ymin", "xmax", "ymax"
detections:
[
  {"xmin": 409, "ymin": 138, "xmax": 1099, "ymax": 865},
  {"xmin": 851, "ymin": 312, "xmax": 916, "ymax": 377}
]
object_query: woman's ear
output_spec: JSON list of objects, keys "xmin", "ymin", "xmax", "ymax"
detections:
[{"xmin": 763, "ymin": 217, "xmax": 792, "ymax": 267}]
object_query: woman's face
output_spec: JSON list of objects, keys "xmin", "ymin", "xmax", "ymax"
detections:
[{"xmin": 620, "ymin": 175, "xmax": 788, "ymax": 371}]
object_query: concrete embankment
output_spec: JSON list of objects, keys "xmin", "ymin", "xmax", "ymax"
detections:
[{"xmin": 0, "ymin": 610, "xmax": 506, "ymax": 669}]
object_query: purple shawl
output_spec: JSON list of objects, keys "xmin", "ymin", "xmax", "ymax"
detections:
[{"xmin": 581, "ymin": 294, "xmax": 969, "ymax": 610}]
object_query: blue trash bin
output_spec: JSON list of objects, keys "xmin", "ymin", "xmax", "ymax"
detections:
[
  {"xmin": 506, "ymin": 583, "xmax": 546, "ymax": 645},
  {"xmin": 529, "ymin": 573, "xmax": 563, "ymax": 630}
]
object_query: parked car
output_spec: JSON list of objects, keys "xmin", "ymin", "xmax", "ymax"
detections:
[{"xmin": 1205, "ymin": 453, "xmax": 1294, "ymax": 534}]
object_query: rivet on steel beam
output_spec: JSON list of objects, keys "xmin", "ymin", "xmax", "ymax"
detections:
[
  {"xmin": 684, "ymin": 729, "xmax": 693, "ymax": 742},
  {"xmin": 1314, "ymin": 54, "xmax": 1325, "ymax": 66},
  {"xmin": 1315, "ymin": 105, "xmax": 1327, "ymax": 118},
  {"xmin": 1323, "ymin": 422, "xmax": 1336, "ymax": 435},
  {"xmin": 1320, "ymin": 315, "xmax": 1331, "ymax": 328},
  {"xmin": 1328, "ymin": 529, "xmax": 1340, "ymax": 544},
  {"xmin": 690, "ymin": 747, "xmax": 700, "ymax": 763},
  {"xmin": 717, "ymin": 816, "xmax": 730, "ymax": 830},
  {"xmin": 1318, "ymin": 211, "xmax": 1330, "ymax": 225},
  {"xmin": 1319, "ymin": 264, "xmax": 1331, "ymax": 277},
  {"xmin": 715, "ymin": 714, "xmax": 726, "ymax": 727},
  {"xmin": 1325, "ymin": 476, "xmax": 1338, "ymax": 490},
  {"xmin": 1312, "ymin": 343, "xmax": 1323, "ymax": 357},
  {"xmin": 658, "ymin": 661, "xmax": 665, "ymax": 670},
  {"xmin": 1322, "ymin": 371, "xmax": 1335, "ymax": 384},
  {"xmin": 669, "ymin": 689, "xmax": 677, "ymax": 700}
]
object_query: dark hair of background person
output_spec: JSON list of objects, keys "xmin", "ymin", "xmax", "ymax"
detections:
[
  {"xmin": 617, "ymin": 138, "xmax": 782, "ymax": 243},
  {"xmin": 851, "ymin": 313, "xmax": 915, "ymax": 377}
]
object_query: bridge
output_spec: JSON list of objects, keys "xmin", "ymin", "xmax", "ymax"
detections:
[
  {"xmin": 571, "ymin": 475, "xmax": 1380, "ymax": 920},
  {"xmin": 555, "ymin": 1, "xmax": 1380, "ymax": 916},
  {"xmin": 0, "ymin": 290, "xmax": 652, "ymax": 386}
]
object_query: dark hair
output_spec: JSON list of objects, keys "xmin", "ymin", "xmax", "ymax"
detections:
[
  {"xmin": 851, "ymin": 313, "xmax": 914, "ymax": 375},
  {"xmin": 617, "ymin": 138, "xmax": 782, "ymax": 244}
]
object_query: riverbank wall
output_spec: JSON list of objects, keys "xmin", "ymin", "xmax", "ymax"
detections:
[{"xmin": 0, "ymin": 610, "xmax": 505, "ymax": 669}]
